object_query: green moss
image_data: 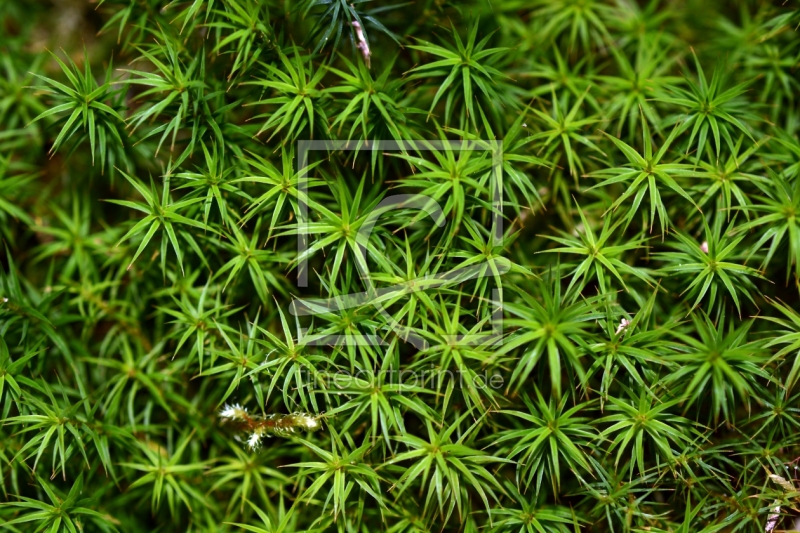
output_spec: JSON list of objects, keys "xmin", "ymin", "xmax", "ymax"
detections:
[{"xmin": 1, "ymin": 0, "xmax": 800, "ymax": 531}]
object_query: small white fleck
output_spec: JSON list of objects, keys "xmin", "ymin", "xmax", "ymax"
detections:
[
  {"xmin": 766, "ymin": 501, "xmax": 780, "ymax": 532},
  {"xmin": 247, "ymin": 432, "xmax": 261, "ymax": 450},
  {"xmin": 303, "ymin": 416, "xmax": 321, "ymax": 431},
  {"xmin": 220, "ymin": 403, "xmax": 247, "ymax": 420},
  {"xmin": 352, "ymin": 21, "xmax": 371, "ymax": 68},
  {"xmin": 616, "ymin": 318, "xmax": 630, "ymax": 335},
  {"xmin": 2, "ymin": 298, "xmax": 7, "ymax": 303},
  {"xmin": 700, "ymin": 241, "xmax": 709, "ymax": 253}
]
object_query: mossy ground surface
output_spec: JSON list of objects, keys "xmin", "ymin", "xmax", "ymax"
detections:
[{"xmin": 2, "ymin": 1, "xmax": 800, "ymax": 531}]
